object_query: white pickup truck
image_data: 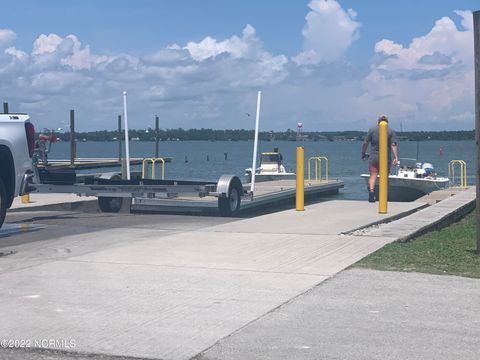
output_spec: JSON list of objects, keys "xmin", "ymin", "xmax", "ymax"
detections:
[{"xmin": 0, "ymin": 113, "xmax": 35, "ymax": 228}]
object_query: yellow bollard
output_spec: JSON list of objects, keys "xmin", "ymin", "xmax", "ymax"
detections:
[
  {"xmin": 21, "ymin": 194, "xmax": 30, "ymax": 204},
  {"xmin": 378, "ymin": 120, "xmax": 388, "ymax": 214},
  {"xmin": 296, "ymin": 146, "xmax": 305, "ymax": 211}
]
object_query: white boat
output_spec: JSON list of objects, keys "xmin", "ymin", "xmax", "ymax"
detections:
[
  {"xmin": 245, "ymin": 149, "xmax": 295, "ymax": 183},
  {"xmin": 360, "ymin": 158, "xmax": 450, "ymax": 202}
]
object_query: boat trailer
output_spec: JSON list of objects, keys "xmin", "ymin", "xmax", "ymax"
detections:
[{"xmin": 30, "ymin": 171, "xmax": 246, "ymax": 217}]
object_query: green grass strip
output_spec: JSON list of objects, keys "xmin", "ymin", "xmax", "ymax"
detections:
[{"xmin": 355, "ymin": 212, "xmax": 480, "ymax": 278}]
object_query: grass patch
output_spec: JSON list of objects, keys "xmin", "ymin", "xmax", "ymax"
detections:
[{"xmin": 355, "ymin": 212, "xmax": 480, "ymax": 278}]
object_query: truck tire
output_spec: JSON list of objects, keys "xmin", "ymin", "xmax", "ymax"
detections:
[
  {"xmin": 0, "ymin": 177, "xmax": 7, "ymax": 229},
  {"xmin": 218, "ymin": 181, "xmax": 242, "ymax": 217},
  {"xmin": 98, "ymin": 196, "xmax": 123, "ymax": 213}
]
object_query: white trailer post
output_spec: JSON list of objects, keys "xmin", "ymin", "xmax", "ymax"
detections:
[
  {"xmin": 250, "ymin": 91, "xmax": 262, "ymax": 195},
  {"xmin": 123, "ymin": 91, "xmax": 131, "ymax": 180}
]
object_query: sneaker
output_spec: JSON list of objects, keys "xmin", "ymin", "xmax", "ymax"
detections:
[{"xmin": 368, "ymin": 191, "xmax": 375, "ymax": 203}]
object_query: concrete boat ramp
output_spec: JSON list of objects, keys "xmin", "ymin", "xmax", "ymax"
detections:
[{"xmin": 0, "ymin": 188, "xmax": 475, "ymax": 359}]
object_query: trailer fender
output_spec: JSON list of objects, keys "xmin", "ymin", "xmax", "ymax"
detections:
[{"xmin": 217, "ymin": 175, "xmax": 243, "ymax": 216}]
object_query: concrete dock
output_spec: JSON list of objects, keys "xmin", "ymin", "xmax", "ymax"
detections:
[{"xmin": 0, "ymin": 188, "xmax": 477, "ymax": 359}]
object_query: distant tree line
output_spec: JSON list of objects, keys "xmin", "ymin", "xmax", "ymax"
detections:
[{"xmin": 45, "ymin": 128, "xmax": 475, "ymax": 142}]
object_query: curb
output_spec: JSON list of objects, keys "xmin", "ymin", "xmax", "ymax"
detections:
[{"xmin": 396, "ymin": 198, "xmax": 475, "ymax": 242}]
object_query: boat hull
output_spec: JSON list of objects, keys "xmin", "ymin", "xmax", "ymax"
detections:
[
  {"xmin": 360, "ymin": 174, "xmax": 450, "ymax": 202},
  {"xmin": 246, "ymin": 173, "xmax": 296, "ymax": 183}
]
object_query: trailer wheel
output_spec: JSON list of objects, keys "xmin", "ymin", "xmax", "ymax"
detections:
[
  {"xmin": 97, "ymin": 173, "xmax": 124, "ymax": 213},
  {"xmin": 98, "ymin": 196, "xmax": 123, "ymax": 213},
  {"xmin": 218, "ymin": 182, "xmax": 242, "ymax": 217},
  {"xmin": 0, "ymin": 177, "xmax": 7, "ymax": 229}
]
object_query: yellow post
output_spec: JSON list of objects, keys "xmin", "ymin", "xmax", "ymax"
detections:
[
  {"xmin": 296, "ymin": 146, "xmax": 305, "ymax": 211},
  {"xmin": 21, "ymin": 194, "xmax": 30, "ymax": 204},
  {"xmin": 378, "ymin": 120, "xmax": 388, "ymax": 214}
]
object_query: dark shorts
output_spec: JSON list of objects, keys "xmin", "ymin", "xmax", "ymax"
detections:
[{"xmin": 369, "ymin": 159, "xmax": 391, "ymax": 173}]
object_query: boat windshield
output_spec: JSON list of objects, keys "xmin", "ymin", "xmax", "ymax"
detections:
[
  {"xmin": 399, "ymin": 158, "xmax": 417, "ymax": 168},
  {"xmin": 261, "ymin": 153, "xmax": 281, "ymax": 164}
]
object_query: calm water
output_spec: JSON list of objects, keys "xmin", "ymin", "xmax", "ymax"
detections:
[{"xmin": 48, "ymin": 140, "xmax": 475, "ymax": 200}]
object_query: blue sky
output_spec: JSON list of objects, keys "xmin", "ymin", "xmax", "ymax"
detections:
[{"xmin": 0, "ymin": 0, "xmax": 478, "ymax": 131}]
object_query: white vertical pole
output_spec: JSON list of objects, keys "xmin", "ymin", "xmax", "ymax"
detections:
[
  {"xmin": 123, "ymin": 91, "xmax": 131, "ymax": 180},
  {"xmin": 250, "ymin": 91, "xmax": 262, "ymax": 194}
]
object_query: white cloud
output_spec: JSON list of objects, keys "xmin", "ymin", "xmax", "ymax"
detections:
[
  {"xmin": 142, "ymin": 46, "xmax": 189, "ymax": 65},
  {"xmin": 293, "ymin": 0, "xmax": 360, "ymax": 64},
  {"xmin": 31, "ymin": 71, "xmax": 88, "ymax": 94},
  {"xmin": 185, "ymin": 24, "xmax": 259, "ymax": 61},
  {"xmin": 61, "ymin": 45, "xmax": 110, "ymax": 70},
  {"xmin": 360, "ymin": 10, "xmax": 474, "ymax": 127},
  {"xmin": 32, "ymin": 33, "xmax": 62, "ymax": 55},
  {"xmin": 373, "ymin": 13, "xmax": 472, "ymax": 71},
  {"xmin": 32, "ymin": 34, "xmax": 112, "ymax": 70},
  {"xmin": 0, "ymin": 29, "xmax": 16, "ymax": 46},
  {"xmin": 5, "ymin": 47, "xmax": 28, "ymax": 61}
]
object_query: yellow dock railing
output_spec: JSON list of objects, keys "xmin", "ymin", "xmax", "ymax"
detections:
[
  {"xmin": 448, "ymin": 160, "xmax": 467, "ymax": 188},
  {"xmin": 142, "ymin": 157, "xmax": 165, "ymax": 180},
  {"xmin": 307, "ymin": 156, "xmax": 328, "ymax": 182}
]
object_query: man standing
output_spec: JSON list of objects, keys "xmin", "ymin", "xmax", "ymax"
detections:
[{"xmin": 361, "ymin": 115, "xmax": 399, "ymax": 202}]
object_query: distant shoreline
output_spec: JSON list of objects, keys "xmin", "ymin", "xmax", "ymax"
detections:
[{"xmin": 41, "ymin": 129, "xmax": 475, "ymax": 142}]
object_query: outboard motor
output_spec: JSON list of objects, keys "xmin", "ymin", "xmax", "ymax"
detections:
[{"xmin": 422, "ymin": 162, "xmax": 434, "ymax": 177}]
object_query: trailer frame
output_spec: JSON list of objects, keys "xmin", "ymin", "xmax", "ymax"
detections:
[{"xmin": 30, "ymin": 172, "xmax": 246, "ymax": 217}]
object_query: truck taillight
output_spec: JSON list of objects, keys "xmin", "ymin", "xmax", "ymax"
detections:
[{"xmin": 25, "ymin": 122, "xmax": 35, "ymax": 158}]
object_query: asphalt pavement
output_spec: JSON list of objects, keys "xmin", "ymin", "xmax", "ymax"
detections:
[{"xmin": 197, "ymin": 269, "xmax": 480, "ymax": 360}]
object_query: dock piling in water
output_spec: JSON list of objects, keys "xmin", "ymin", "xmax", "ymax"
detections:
[
  {"xmin": 117, "ymin": 115, "xmax": 122, "ymax": 162},
  {"xmin": 70, "ymin": 109, "xmax": 76, "ymax": 166},
  {"xmin": 155, "ymin": 115, "xmax": 160, "ymax": 158}
]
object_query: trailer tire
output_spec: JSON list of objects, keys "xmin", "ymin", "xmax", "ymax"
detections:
[
  {"xmin": 218, "ymin": 181, "xmax": 242, "ymax": 217},
  {"xmin": 97, "ymin": 173, "xmax": 124, "ymax": 213},
  {"xmin": 98, "ymin": 196, "xmax": 123, "ymax": 213},
  {"xmin": 0, "ymin": 177, "xmax": 7, "ymax": 229}
]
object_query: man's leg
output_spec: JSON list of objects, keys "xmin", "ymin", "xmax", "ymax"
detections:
[
  {"xmin": 368, "ymin": 161, "xmax": 379, "ymax": 202},
  {"xmin": 368, "ymin": 171, "xmax": 378, "ymax": 192}
]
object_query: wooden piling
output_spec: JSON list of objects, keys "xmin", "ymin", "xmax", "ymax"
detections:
[
  {"xmin": 70, "ymin": 110, "xmax": 76, "ymax": 166},
  {"xmin": 118, "ymin": 115, "xmax": 122, "ymax": 162},
  {"xmin": 3, "ymin": 102, "xmax": 8, "ymax": 114},
  {"xmin": 155, "ymin": 115, "xmax": 160, "ymax": 158}
]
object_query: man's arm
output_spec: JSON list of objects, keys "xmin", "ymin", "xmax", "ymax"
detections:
[
  {"xmin": 361, "ymin": 141, "xmax": 369, "ymax": 159},
  {"xmin": 391, "ymin": 143, "xmax": 399, "ymax": 165},
  {"xmin": 361, "ymin": 129, "xmax": 372, "ymax": 160}
]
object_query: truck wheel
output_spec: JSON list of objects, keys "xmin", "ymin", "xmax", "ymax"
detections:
[
  {"xmin": 0, "ymin": 177, "xmax": 6, "ymax": 228},
  {"xmin": 218, "ymin": 182, "xmax": 242, "ymax": 217},
  {"xmin": 98, "ymin": 197, "xmax": 123, "ymax": 213}
]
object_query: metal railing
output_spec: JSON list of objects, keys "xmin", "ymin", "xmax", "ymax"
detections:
[
  {"xmin": 448, "ymin": 160, "xmax": 467, "ymax": 188},
  {"xmin": 307, "ymin": 156, "xmax": 328, "ymax": 182},
  {"xmin": 142, "ymin": 157, "xmax": 165, "ymax": 180}
]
